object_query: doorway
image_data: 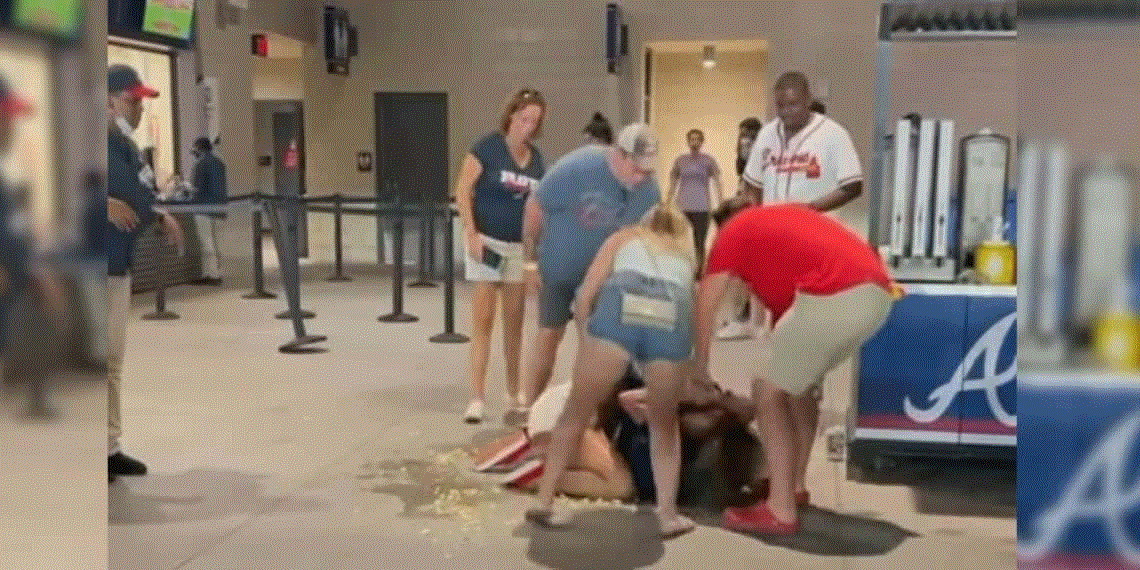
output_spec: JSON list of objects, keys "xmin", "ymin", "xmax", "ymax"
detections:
[
  {"xmin": 254, "ymin": 100, "xmax": 307, "ymax": 257},
  {"xmin": 644, "ymin": 40, "xmax": 768, "ymax": 204},
  {"xmin": 373, "ymin": 92, "xmax": 448, "ymax": 266}
]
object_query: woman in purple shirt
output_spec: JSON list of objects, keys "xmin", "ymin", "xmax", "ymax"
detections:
[{"xmin": 669, "ymin": 129, "xmax": 723, "ymax": 272}]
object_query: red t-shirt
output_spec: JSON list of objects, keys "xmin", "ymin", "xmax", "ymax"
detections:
[{"xmin": 706, "ymin": 204, "xmax": 896, "ymax": 321}]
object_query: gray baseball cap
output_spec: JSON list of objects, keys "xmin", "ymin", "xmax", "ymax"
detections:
[{"xmin": 615, "ymin": 123, "xmax": 659, "ymax": 171}]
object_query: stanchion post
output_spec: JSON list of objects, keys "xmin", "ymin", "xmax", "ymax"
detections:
[
  {"xmin": 265, "ymin": 197, "xmax": 327, "ymax": 353},
  {"xmin": 275, "ymin": 197, "xmax": 316, "ymax": 320},
  {"xmin": 431, "ymin": 205, "xmax": 468, "ymax": 343},
  {"xmin": 143, "ymin": 227, "xmax": 179, "ymax": 320},
  {"xmin": 327, "ymin": 193, "xmax": 352, "ymax": 282},
  {"xmin": 243, "ymin": 196, "xmax": 277, "ymax": 299},
  {"xmin": 379, "ymin": 182, "xmax": 418, "ymax": 322},
  {"xmin": 409, "ymin": 196, "xmax": 437, "ymax": 288}
]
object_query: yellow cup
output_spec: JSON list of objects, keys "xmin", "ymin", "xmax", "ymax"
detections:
[
  {"xmin": 1094, "ymin": 312, "xmax": 1140, "ymax": 371},
  {"xmin": 976, "ymin": 241, "xmax": 1016, "ymax": 285}
]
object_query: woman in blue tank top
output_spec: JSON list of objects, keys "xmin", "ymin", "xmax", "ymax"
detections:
[{"xmin": 527, "ymin": 200, "xmax": 699, "ymax": 539}]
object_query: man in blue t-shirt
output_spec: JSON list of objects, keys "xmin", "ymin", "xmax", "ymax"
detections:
[{"xmin": 517, "ymin": 123, "xmax": 661, "ymax": 413}]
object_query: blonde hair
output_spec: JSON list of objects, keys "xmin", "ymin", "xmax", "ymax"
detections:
[{"xmin": 637, "ymin": 193, "xmax": 696, "ymax": 267}]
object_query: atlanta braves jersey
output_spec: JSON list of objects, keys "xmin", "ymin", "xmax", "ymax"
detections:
[{"xmin": 742, "ymin": 112, "xmax": 862, "ymax": 206}]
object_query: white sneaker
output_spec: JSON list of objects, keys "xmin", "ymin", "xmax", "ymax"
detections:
[
  {"xmin": 464, "ymin": 400, "xmax": 485, "ymax": 423},
  {"xmin": 717, "ymin": 320, "xmax": 754, "ymax": 340}
]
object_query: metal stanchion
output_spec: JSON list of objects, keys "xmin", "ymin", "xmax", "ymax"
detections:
[
  {"xmin": 143, "ymin": 228, "xmax": 179, "ymax": 320},
  {"xmin": 265, "ymin": 197, "xmax": 326, "ymax": 353},
  {"xmin": 379, "ymin": 183, "xmax": 418, "ymax": 322},
  {"xmin": 327, "ymin": 193, "xmax": 352, "ymax": 282},
  {"xmin": 431, "ymin": 206, "xmax": 468, "ymax": 343},
  {"xmin": 409, "ymin": 197, "xmax": 437, "ymax": 288},
  {"xmin": 242, "ymin": 196, "xmax": 277, "ymax": 300},
  {"xmin": 275, "ymin": 199, "xmax": 316, "ymax": 320}
]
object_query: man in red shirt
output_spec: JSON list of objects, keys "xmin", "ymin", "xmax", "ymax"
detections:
[{"xmin": 695, "ymin": 198, "xmax": 901, "ymax": 535}]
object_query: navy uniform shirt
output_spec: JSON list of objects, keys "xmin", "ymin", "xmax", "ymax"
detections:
[
  {"xmin": 107, "ymin": 126, "xmax": 157, "ymax": 277},
  {"xmin": 471, "ymin": 132, "xmax": 545, "ymax": 243},
  {"xmin": 191, "ymin": 150, "xmax": 227, "ymax": 218}
]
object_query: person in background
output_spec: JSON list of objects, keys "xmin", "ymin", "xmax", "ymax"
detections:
[
  {"xmin": 696, "ymin": 198, "xmax": 900, "ymax": 535},
  {"xmin": 455, "ymin": 88, "xmax": 547, "ymax": 423},
  {"xmin": 190, "ymin": 137, "xmax": 227, "ymax": 285},
  {"xmin": 668, "ymin": 129, "xmax": 723, "ymax": 273},
  {"xmin": 717, "ymin": 117, "xmax": 763, "ymax": 341},
  {"xmin": 107, "ymin": 64, "xmax": 184, "ymax": 483},
  {"xmin": 582, "ymin": 112, "xmax": 613, "ymax": 146},
  {"xmin": 742, "ymin": 72, "xmax": 862, "ymax": 214},
  {"xmin": 518, "ymin": 123, "xmax": 661, "ymax": 424}
]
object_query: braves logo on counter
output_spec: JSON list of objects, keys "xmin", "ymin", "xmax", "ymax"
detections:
[
  {"xmin": 1018, "ymin": 410, "xmax": 1140, "ymax": 565},
  {"xmin": 904, "ymin": 312, "xmax": 1017, "ymax": 427}
]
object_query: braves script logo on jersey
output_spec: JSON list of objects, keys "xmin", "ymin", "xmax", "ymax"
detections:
[
  {"xmin": 762, "ymin": 149, "xmax": 821, "ymax": 179},
  {"xmin": 904, "ymin": 312, "xmax": 1017, "ymax": 427},
  {"xmin": 500, "ymin": 171, "xmax": 539, "ymax": 197},
  {"xmin": 1018, "ymin": 410, "xmax": 1140, "ymax": 564}
]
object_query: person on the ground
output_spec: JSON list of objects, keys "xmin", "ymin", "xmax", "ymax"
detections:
[
  {"xmin": 455, "ymin": 88, "xmax": 547, "ymax": 423},
  {"xmin": 190, "ymin": 137, "xmax": 227, "ymax": 285},
  {"xmin": 718, "ymin": 117, "xmax": 762, "ymax": 341},
  {"xmin": 474, "ymin": 377, "xmax": 635, "ymax": 502},
  {"xmin": 668, "ymin": 129, "xmax": 722, "ymax": 273},
  {"xmin": 740, "ymin": 72, "xmax": 866, "ymax": 507},
  {"xmin": 517, "ymin": 123, "xmax": 661, "ymax": 421},
  {"xmin": 107, "ymin": 64, "xmax": 184, "ymax": 483},
  {"xmin": 475, "ymin": 363, "xmax": 763, "ymax": 506},
  {"xmin": 526, "ymin": 202, "xmax": 697, "ymax": 539},
  {"xmin": 582, "ymin": 112, "xmax": 613, "ymax": 146},
  {"xmin": 695, "ymin": 198, "xmax": 902, "ymax": 535}
]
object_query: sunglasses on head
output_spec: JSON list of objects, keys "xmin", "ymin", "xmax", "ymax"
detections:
[{"xmin": 519, "ymin": 89, "xmax": 540, "ymax": 99}]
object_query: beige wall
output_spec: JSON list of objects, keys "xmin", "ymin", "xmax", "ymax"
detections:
[
  {"xmin": 295, "ymin": 0, "xmax": 879, "ymax": 258},
  {"xmin": 253, "ymin": 56, "xmax": 303, "ymax": 101},
  {"xmin": 651, "ymin": 49, "xmax": 767, "ymax": 203}
]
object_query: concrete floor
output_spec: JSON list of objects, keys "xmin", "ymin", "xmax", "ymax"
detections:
[{"xmin": 77, "ymin": 261, "xmax": 1014, "ymax": 569}]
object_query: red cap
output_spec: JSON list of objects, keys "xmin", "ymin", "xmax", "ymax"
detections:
[
  {"xmin": 0, "ymin": 90, "xmax": 32, "ymax": 118},
  {"xmin": 128, "ymin": 83, "xmax": 160, "ymax": 99}
]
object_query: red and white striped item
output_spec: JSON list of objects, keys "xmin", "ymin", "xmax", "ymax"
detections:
[
  {"xmin": 474, "ymin": 436, "xmax": 532, "ymax": 473},
  {"xmin": 501, "ymin": 458, "xmax": 544, "ymax": 489}
]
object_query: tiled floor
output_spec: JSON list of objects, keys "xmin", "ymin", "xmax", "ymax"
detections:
[{"xmin": 91, "ymin": 263, "xmax": 1013, "ymax": 569}]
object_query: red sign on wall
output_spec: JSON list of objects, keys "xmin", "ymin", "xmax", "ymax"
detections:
[{"xmin": 284, "ymin": 139, "xmax": 299, "ymax": 170}]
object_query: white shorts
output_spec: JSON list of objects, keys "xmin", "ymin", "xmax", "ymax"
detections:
[
  {"xmin": 759, "ymin": 284, "xmax": 894, "ymax": 397},
  {"xmin": 464, "ymin": 234, "xmax": 525, "ymax": 283},
  {"xmin": 527, "ymin": 381, "xmax": 572, "ymax": 435}
]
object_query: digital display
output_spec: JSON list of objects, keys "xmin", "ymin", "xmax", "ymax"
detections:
[
  {"xmin": 142, "ymin": 0, "xmax": 193, "ymax": 41},
  {"xmin": 11, "ymin": 0, "xmax": 83, "ymax": 38}
]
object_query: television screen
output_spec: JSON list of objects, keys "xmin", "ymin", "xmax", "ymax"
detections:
[
  {"xmin": 11, "ymin": 0, "xmax": 83, "ymax": 39},
  {"xmin": 142, "ymin": 0, "xmax": 193, "ymax": 41},
  {"xmin": 324, "ymin": 6, "xmax": 349, "ymax": 61}
]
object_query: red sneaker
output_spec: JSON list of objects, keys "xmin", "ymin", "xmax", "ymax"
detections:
[{"xmin": 723, "ymin": 502, "xmax": 800, "ymax": 535}]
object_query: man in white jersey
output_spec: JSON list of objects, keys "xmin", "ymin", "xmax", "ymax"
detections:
[
  {"xmin": 742, "ymin": 72, "xmax": 863, "ymax": 212},
  {"xmin": 736, "ymin": 71, "xmax": 864, "ymax": 506}
]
